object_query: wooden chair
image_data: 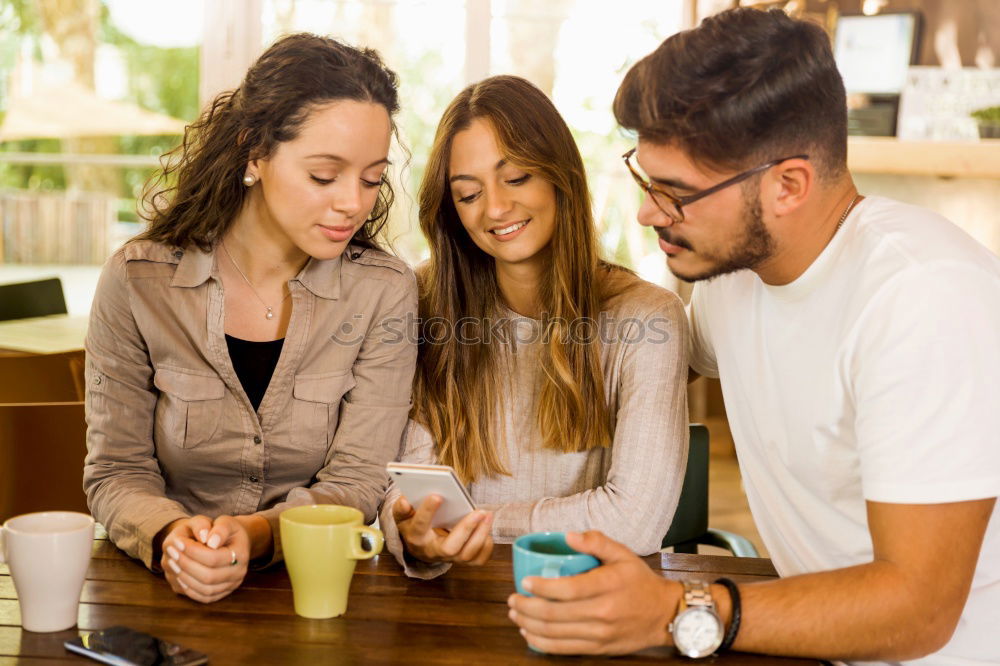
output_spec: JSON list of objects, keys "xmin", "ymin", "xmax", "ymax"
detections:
[
  {"xmin": 0, "ymin": 402, "xmax": 89, "ymax": 522},
  {"xmin": 0, "ymin": 350, "xmax": 86, "ymax": 403},
  {"xmin": 0, "ymin": 277, "xmax": 68, "ymax": 321},
  {"xmin": 661, "ymin": 424, "xmax": 760, "ymax": 557}
]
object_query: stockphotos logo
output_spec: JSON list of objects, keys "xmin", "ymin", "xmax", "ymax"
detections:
[{"xmin": 331, "ymin": 312, "xmax": 673, "ymax": 347}]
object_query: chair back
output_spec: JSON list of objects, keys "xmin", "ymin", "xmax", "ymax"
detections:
[
  {"xmin": 0, "ymin": 402, "xmax": 89, "ymax": 522},
  {"xmin": 0, "ymin": 277, "xmax": 68, "ymax": 321},
  {"xmin": 661, "ymin": 424, "xmax": 710, "ymax": 549},
  {"xmin": 0, "ymin": 350, "xmax": 86, "ymax": 403}
]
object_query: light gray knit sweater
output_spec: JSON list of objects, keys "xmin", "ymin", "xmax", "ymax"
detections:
[{"xmin": 380, "ymin": 276, "xmax": 689, "ymax": 578}]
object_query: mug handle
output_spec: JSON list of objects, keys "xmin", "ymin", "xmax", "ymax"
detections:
[
  {"xmin": 540, "ymin": 561, "xmax": 563, "ymax": 578},
  {"xmin": 348, "ymin": 526, "xmax": 384, "ymax": 560}
]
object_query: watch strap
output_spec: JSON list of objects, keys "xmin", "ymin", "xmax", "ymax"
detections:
[
  {"xmin": 682, "ymin": 580, "xmax": 715, "ymax": 610},
  {"xmin": 714, "ymin": 577, "xmax": 742, "ymax": 652}
]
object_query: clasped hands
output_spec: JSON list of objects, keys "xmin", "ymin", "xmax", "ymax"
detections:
[{"xmin": 158, "ymin": 514, "xmax": 258, "ymax": 603}]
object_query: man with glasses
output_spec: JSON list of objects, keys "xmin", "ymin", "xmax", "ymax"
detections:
[{"xmin": 508, "ymin": 8, "xmax": 1000, "ymax": 664}]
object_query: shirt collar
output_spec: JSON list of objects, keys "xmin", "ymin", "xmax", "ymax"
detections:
[
  {"xmin": 170, "ymin": 244, "xmax": 342, "ymax": 300},
  {"xmin": 295, "ymin": 254, "xmax": 342, "ymax": 300},
  {"xmin": 762, "ymin": 197, "xmax": 869, "ymax": 302},
  {"xmin": 170, "ymin": 245, "xmax": 214, "ymax": 288}
]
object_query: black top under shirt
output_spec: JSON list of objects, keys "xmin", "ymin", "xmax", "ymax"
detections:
[{"xmin": 225, "ymin": 335, "xmax": 284, "ymax": 412}]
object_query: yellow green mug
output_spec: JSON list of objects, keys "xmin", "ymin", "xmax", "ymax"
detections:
[{"xmin": 279, "ymin": 505, "xmax": 383, "ymax": 619}]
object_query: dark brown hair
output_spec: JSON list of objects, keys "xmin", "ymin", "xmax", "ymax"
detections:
[
  {"xmin": 614, "ymin": 8, "xmax": 847, "ymax": 179},
  {"xmin": 415, "ymin": 75, "xmax": 628, "ymax": 483},
  {"xmin": 139, "ymin": 33, "xmax": 400, "ymax": 251}
]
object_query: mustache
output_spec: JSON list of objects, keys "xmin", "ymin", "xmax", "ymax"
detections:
[{"xmin": 653, "ymin": 226, "xmax": 693, "ymax": 251}]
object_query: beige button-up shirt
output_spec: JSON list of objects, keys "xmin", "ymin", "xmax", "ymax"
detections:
[{"xmin": 84, "ymin": 240, "xmax": 417, "ymax": 568}]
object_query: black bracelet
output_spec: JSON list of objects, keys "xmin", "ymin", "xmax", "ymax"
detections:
[{"xmin": 714, "ymin": 577, "xmax": 742, "ymax": 652}]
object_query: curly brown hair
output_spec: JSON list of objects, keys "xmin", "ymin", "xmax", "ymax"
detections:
[{"xmin": 139, "ymin": 33, "xmax": 400, "ymax": 252}]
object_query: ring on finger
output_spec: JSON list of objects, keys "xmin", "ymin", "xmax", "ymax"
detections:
[{"xmin": 229, "ymin": 548, "xmax": 238, "ymax": 567}]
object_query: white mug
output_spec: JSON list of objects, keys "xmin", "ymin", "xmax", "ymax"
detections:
[{"xmin": 0, "ymin": 511, "xmax": 94, "ymax": 632}]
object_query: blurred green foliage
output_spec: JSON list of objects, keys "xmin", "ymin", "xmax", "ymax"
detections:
[
  {"xmin": 0, "ymin": 0, "xmax": 196, "ymax": 207},
  {"xmin": 0, "ymin": 0, "xmax": 669, "ymax": 277}
]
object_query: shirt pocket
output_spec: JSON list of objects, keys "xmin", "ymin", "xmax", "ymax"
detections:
[
  {"xmin": 153, "ymin": 367, "xmax": 226, "ymax": 449},
  {"xmin": 291, "ymin": 370, "xmax": 357, "ymax": 450}
]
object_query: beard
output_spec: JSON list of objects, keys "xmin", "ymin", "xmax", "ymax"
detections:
[{"xmin": 661, "ymin": 191, "xmax": 776, "ymax": 283}]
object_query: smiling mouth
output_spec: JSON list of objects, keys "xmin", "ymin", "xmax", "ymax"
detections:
[{"xmin": 490, "ymin": 220, "xmax": 530, "ymax": 236}]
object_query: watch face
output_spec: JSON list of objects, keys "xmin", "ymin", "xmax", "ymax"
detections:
[{"xmin": 673, "ymin": 607, "xmax": 724, "ymax": 658}]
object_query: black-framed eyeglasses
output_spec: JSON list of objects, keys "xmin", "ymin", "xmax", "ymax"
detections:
[{"xmin": 622, "ymin": 148, "xmax": 809, "ymax": 223}]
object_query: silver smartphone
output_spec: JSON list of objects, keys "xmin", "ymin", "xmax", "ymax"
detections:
[{"xmin": 386, "ymin": 462, "xmax": 477, "ymax": 530}]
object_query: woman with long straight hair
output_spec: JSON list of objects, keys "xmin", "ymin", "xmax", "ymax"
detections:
[
  {"xmin": 84, "ymin": 33, "xmax": 417, "ymax": 603},
  {"xmin": 380, "ymin": 75, "xmax": 688, "ymax": 577}
]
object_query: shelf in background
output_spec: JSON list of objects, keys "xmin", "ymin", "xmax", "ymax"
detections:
[{"xmin": 848, "ymin": 137, "xmax": 1000, "ymax": 179}]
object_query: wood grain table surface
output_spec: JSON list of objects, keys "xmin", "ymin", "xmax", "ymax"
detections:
[
  {"xmin": 1, "ymin": 526, "xmax": 821, "ymax": 665},
  {"xmin": 0, "ymin": 315, "xmax": 88, "ymax": 355}
]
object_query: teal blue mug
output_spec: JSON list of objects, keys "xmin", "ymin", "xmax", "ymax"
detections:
[{"xmin": 512, "ymin": 532, "xmax": 600, "ymax": 596}]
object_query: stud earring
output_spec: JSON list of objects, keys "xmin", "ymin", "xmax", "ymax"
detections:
[{"xmin": 243, "ymin": 174, "xmax": 256, "ymax": 187}]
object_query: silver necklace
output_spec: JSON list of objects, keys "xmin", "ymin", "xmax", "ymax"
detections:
[
  {"xmin": 221, "ymin": 240, "xmax": 290, "ymax": 320},
  {"xmin": 835, "ymin": 193, "xmax": 863, "ymax": 233}
]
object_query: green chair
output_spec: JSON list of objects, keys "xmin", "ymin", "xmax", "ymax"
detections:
[{"xmin": 661, "ymin": 424, "xmax": 760, "ymax": 558}]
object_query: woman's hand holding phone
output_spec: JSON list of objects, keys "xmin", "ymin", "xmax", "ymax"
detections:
[
  {"xmin": 158, "ymin": 515, "xmax": 251, "ymax": 603},
  {"xmin": 394, "ymin": 494, "xmax": 494, "ymax": 566}
]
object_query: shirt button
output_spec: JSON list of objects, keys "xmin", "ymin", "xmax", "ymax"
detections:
[
  {"xmin": 351, "ymin": 251, "xmax": 361, "ymax": 260},
  {"xmin": 249, "ymin": 475, "xmax": 259, "ymax": 483},
  {"xmin": 253, "ymin": 435, "xmax": 261, "ymax": 444},
  {"xmin": 93, "ymin": 376, "xmax": 102, "ymax": 385}
]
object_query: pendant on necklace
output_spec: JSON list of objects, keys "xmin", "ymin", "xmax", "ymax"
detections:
[{"xmin": 265, "ymin": 307, "xmax": 274, "ymax": 320}]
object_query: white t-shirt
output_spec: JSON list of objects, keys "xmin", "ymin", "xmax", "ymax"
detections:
[{"xmin": 689, "ymin": 196, "xmax": 1000, "ymax": 666}]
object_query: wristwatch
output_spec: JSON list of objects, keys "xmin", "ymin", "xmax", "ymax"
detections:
[{"xmin": 669, "ymin": 580, "xmax": 724, "ymax": 658}]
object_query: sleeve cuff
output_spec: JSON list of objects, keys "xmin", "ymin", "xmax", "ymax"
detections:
[
  {"xmin": 255, "ymin": 506, "xmax": 286, "ymax": 568},
  {"xmin": 133, "ymin": 508, "xmax": 191, "ymax": 571},
  {"xmin": 863, "ymin": 477, "xmax": 1000, "ymax": 505},
  {"xmin": 380, "ymin": 496, "xmax": 451, "ymax": 580}
]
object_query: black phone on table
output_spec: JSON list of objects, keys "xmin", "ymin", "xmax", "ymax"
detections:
[{"xmin": 64, "ymin": 625, "xmax": 208, "ymax": 666}]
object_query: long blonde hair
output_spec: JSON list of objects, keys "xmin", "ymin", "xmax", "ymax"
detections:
[{"xmin": 415, "ymin": 75, "xmax": 628, "ymax": 483}]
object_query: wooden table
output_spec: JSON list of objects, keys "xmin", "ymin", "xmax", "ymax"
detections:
[
  {"xmin": 1, "ymin": 528, "xmax": 820, "ymax": 664},
  {"xmin": 0, "ymin": 315, "xmax": 88, "ymax": 355}
]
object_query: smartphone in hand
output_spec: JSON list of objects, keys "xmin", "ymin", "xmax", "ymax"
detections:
[{"xmin": 386, "ymin": 462, "xmax": 477, "ymax": 530}]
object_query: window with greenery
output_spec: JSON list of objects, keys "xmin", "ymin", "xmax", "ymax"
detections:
[
  {"xmin": 0, "ymin": 0, "xmax": 201, "ymax": 262},
  {"xmin": 1, "ymin": 0, "xmax": 684, "ymax": 285}
]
